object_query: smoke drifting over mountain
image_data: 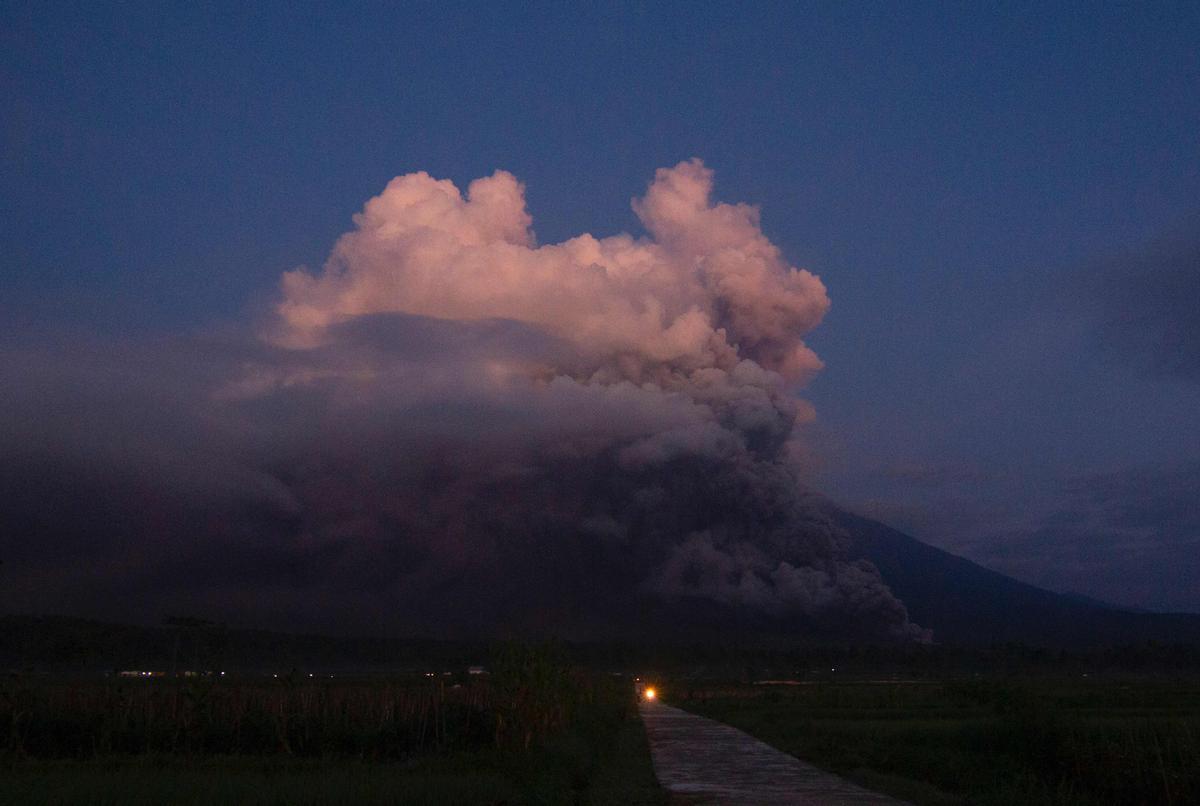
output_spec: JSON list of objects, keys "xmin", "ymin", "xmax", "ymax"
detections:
[{"xmin": 0, "ymin": 161, "xmax": 925, "ymax": 641}]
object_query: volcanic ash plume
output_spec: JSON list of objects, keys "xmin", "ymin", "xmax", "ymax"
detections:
[
  {"xmin": 0, "ymin": 160, "xmax": 927, "ymax": 641},
  {"xmin": 253, "ymin": 159, "xmax": 923, "ymax": 639}
]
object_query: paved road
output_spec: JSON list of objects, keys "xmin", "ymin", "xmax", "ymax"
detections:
[{"xmin": 639, "ymin": 700, "xmax": 910, "ymax": 805}]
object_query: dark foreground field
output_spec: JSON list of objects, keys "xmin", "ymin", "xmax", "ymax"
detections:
[
  {"xmin": 671, "ymin": 676, "xmax": 1200, "ymax": 806},
  {"xmin": 0, "ymin": 645, "xmax": 664, "ymax": 805},
  {"xmin": 7, "ymin": 639, "xmax": 1200, "ymax": 806}
]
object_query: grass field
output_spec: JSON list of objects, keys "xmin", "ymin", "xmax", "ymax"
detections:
[
  {"xmin": 0, "ymin": 717, "xmax": 663, "ymax": 806},
  {"xmin": 10, "ymin": 644, "xmax": 1200, "ymax": 805},
  {"xmin": 670, "ymin": 676, "xmax": 1200, "ymax": 806},
  {"xmin": 0, "ymin": 644, "xmax": 664, "ymax": 805}
]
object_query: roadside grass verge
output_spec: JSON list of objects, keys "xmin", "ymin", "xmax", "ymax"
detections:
[{"xmin": 674, "ymin": 678, "xmax": 1200, "ymax": 806}]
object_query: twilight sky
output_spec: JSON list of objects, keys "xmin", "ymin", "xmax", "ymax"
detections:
[{"xmin": 2, "ymin": 2, "xmax": 1199, "ymax": 616}]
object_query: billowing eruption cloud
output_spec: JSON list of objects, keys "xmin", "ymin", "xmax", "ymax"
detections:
[
  {"xmin": 276, "ymin": 159, "xmax": 826, "ymax": 384},
  {"xmin": 0, "ymin": 161, "xmax": 926, "ymax": 642}
]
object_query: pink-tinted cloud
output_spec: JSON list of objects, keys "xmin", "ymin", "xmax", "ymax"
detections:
[{"xmin": 276, "ymin": 159, "xmax": 828, "ymax": 385}]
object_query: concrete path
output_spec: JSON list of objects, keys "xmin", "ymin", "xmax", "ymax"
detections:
[{"xmin": 639, "ymin": 700, "xmax": 910, "ymax": 805}]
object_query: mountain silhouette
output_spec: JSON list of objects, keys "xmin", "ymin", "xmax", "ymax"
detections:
[{"xmin": 832, "ymin": 506, "xmax": 1200, "ymax": 647}]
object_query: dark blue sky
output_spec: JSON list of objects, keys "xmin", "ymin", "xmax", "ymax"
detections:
[{"xmin": 3, "ymin": 1, "xmax": 1199, "ymax": 610}]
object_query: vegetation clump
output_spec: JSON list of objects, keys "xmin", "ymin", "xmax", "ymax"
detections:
[{"xmin": 0, "ymin": 643, "xmax": 663, "ymax": 805}]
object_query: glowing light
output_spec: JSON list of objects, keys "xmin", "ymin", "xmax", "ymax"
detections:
[{"xmin": 643, "ymin": 687, "xmax": 657, "ymax": 701}]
